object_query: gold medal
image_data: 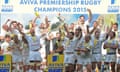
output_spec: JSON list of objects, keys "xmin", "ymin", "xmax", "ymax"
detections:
[
  {"xmin": 32, "ymin": 36, "xmax": 36, "ymax": 42},
  {"xmin": 66, "ymin": 39, "xmax": 70, "ymax": 46},
  {"xmin": 94, "ymin": 38, "xmax": 98, "ymax": 46},
  {"xmin": 84, "ymin": 41, "xmax": 92, "ymax": 50},
  {"xmin": 7, "ymin": 47, "xmax": 11, "ymax": 51},
  {"xmin": 77, "ymin": 51, "xmax": 81, "ymax": 55},
  {"xmin": 106, "ymin": 39, "xmax": 112, "ymax": 52},
  {"xmin": 56, "ymin": 40, "xmax": 62, "ymax": 47},
  {"xmin": 84, "ymin": 42, "xmax": 89, "ymax": 48}
]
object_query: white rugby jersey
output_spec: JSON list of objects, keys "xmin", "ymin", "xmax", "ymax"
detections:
[
  {"xmin": 104, "ymin": 39, "xmax": 118, "ymax": 54},
  {"xmin": 12, "ymin": 40, "xmax": 22, "ymax": 55},
  {"xmin": 25, "ymin": 35, "xmax": 41, "ymax": 51},
  {"xmin": 1, "ymin": 41, "xmax": 12, "ymax": 54},
  {"xmin": 91, "ymin": 35, "xmax": 105, "ymax": 54},
  {"xmin": 63, "ymin": 37, "xmax": 76, "ymax": 53}
]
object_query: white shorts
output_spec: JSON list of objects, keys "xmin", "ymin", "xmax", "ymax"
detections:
[
  {"xmin": 64, "ymin": 53, "xmax": 75, "ymax": 64},
  {"xmin": 92, "ymin": 54, "xmax": 102, "ymax": 62},
  {"xmin": 22, "ymin": 49, "xmax": 29, "ymax": 65},
  {"xmin": 117, "ymin": 57, "xmax": 120, "ymax": 64},
  {"xmin": 29, "ymin": 51, "xmax": 42, "ymax": 62},
  {"xmin": 12, "ymin": 54, "xmax": 22, "ymax": 63},
  {"xmin": 77, "ymin": 56, "xmax": 91, "ymax": 65},
  {"xmin": 104, "ymin": 54, "xmax": 116, "ymax": 63},
  {"xmin": 22, "ymin": 48, "xmax": 29, "ymax": 56},
  {"xmin": 23, "ymin": 55, "xmax": 29, "ymax": 65}
]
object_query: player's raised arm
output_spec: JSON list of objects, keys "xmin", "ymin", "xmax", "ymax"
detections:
[
  {"xmin": 86, "ymin": 25, "xmax": 90, "ymax": 34},
  {"xmin": 89, "ymin": 25, "xmax": 97, "ymax": 34},
  {"xmin": 4, "ymin": 19, "xmax": 10, "ymax": 25},
  {"xmin": 63, "ymin": 23, "xmax": 69, "ymax": 35},
  {"xmin": 45, "ymin": 16, "xmax": 50, "ymax": 29},
  {"xmin": 2, "ymin": 19, "xmax": 11, "ymax": 31},
  {"xmin": 87, "ymin": 8, "xmax": 92, "ymax": 23},
  {"xmin": 18, "ymin": 25, "xmax": 25, "ymax": 36},
  {"xmin": 32, "ymin": 15, "xmax": 40, "ymax": 24}
]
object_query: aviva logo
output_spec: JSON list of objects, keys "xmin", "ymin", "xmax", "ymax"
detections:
[
  {"xmin": 1, "ymin": 0, "xmax": 13, "ymax": 12},
  {"xmin": 108, "ymin": 0, "xmax": 119, "ymax": 12},
  {"xmin": 4, "ymin": 0, "xmax": 9, "ymax": 4},
  {"xmin": 52, "ymin": 56, "xmax": 59, "ymax": 62},
  {"xmin": 111, "ymin": 0, "xmax": 116, "ymax": 4}
]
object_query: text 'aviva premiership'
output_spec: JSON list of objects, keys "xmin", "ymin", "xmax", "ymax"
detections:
[{"xmin": 20, "ymin": 0, "xmax": 101, "ymax": 5}]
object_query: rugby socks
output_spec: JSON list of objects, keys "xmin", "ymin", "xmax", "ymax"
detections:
[
  {"xmin": 104, "ymin": 64, "xmax": 109, "ymax": 72},
  {"xmin": 36, "ymin": 70, "xmax": 43, "ymax": 72}
]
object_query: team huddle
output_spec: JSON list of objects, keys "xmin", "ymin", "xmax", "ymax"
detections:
[{"xmin": 0, "ymin": 9, "xmax": 120, "ymax": 72}]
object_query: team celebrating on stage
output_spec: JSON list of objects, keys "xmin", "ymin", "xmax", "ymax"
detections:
[{"xmin": 0, "ymin": 9, "xmax": 120, "ymax": 72}]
